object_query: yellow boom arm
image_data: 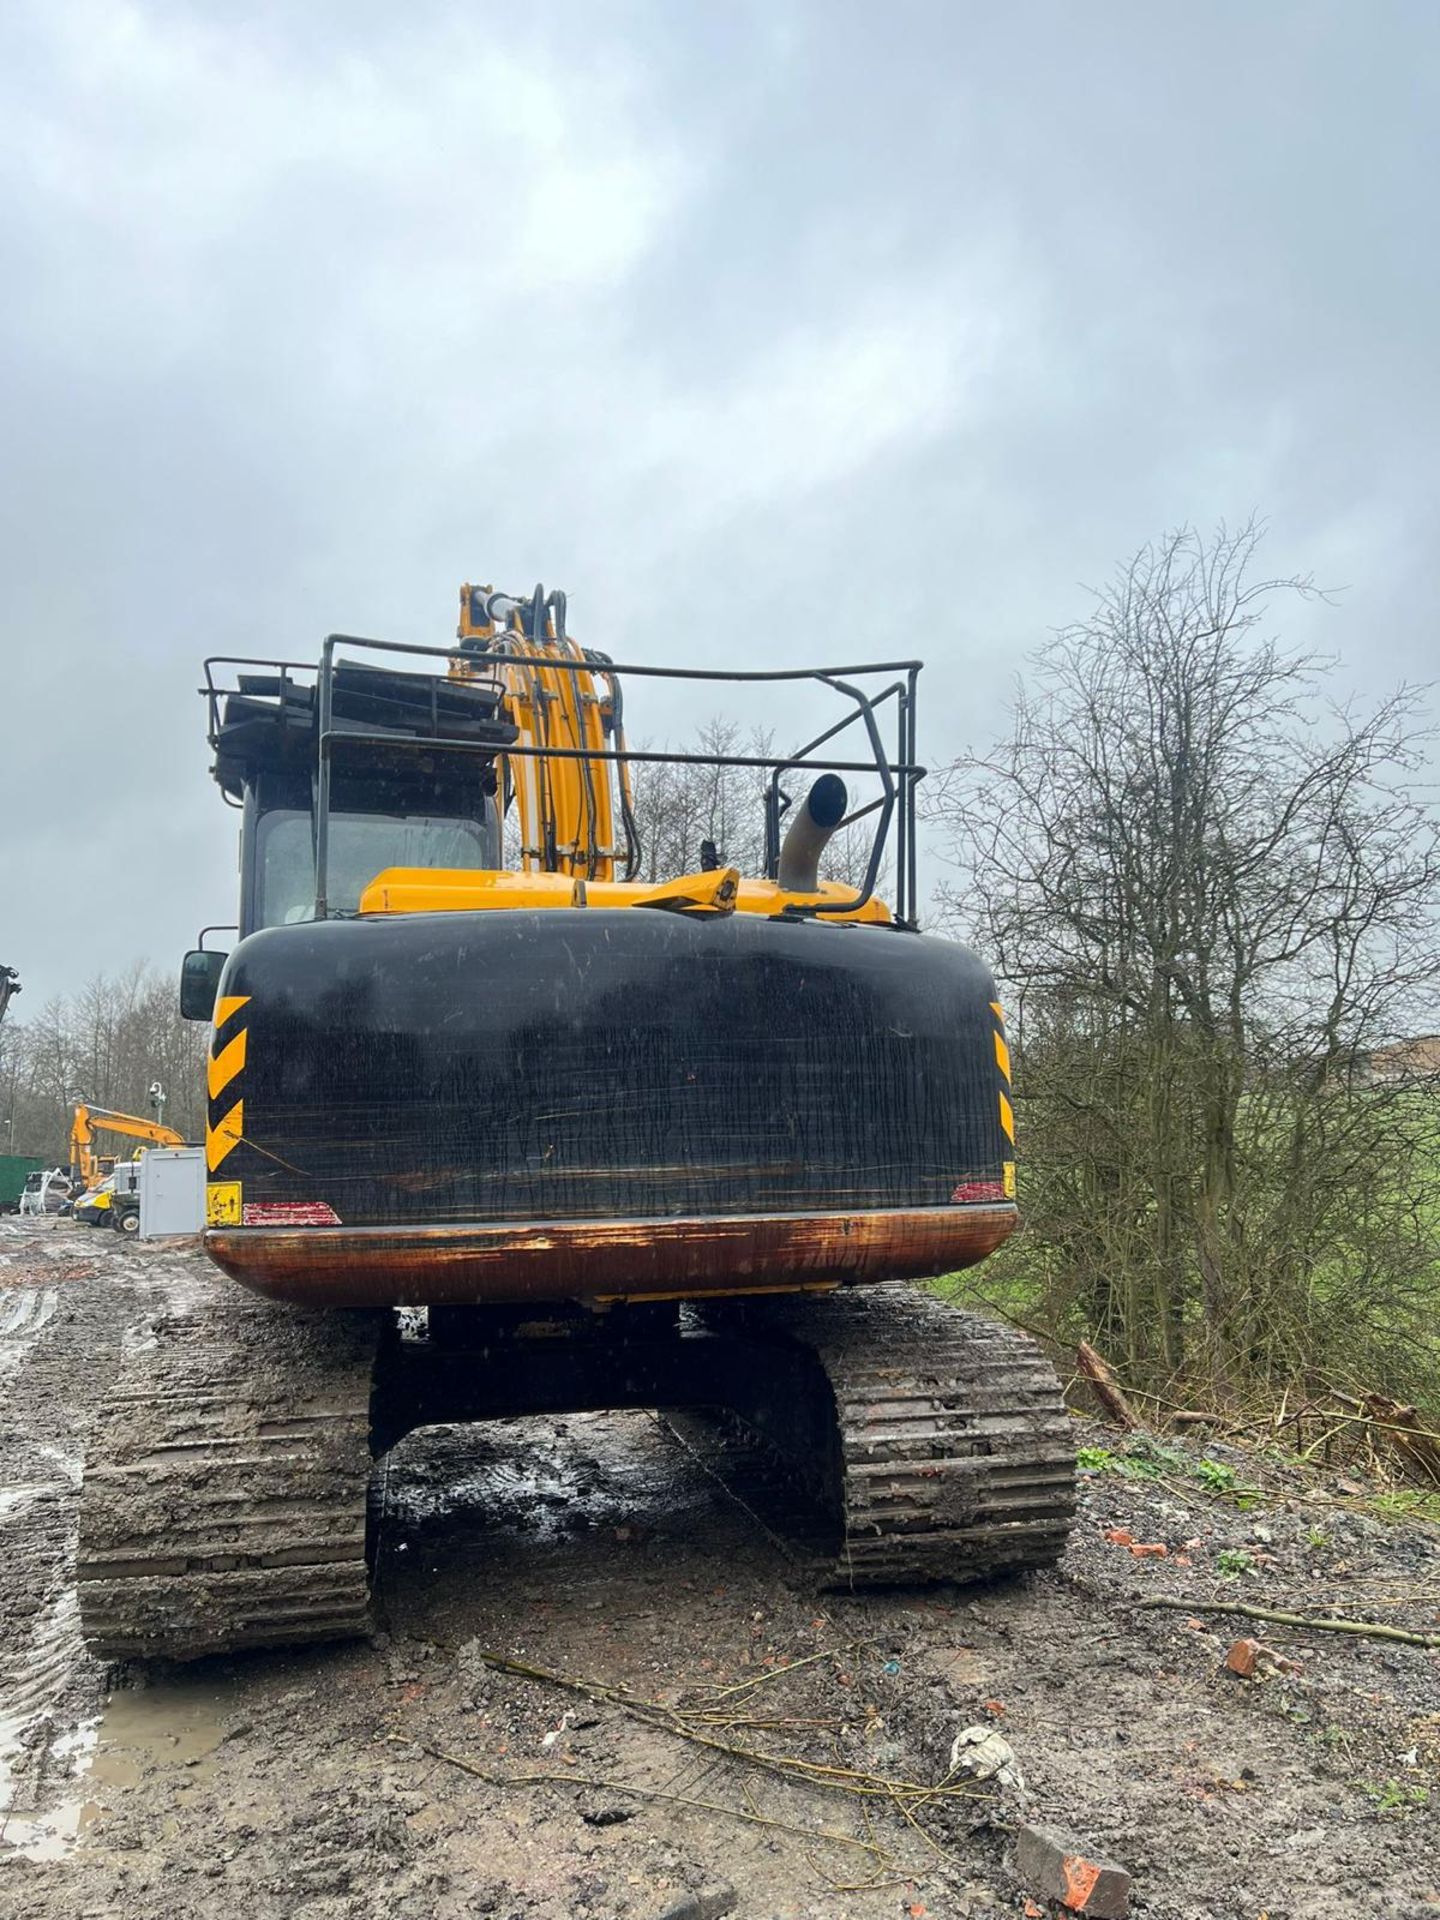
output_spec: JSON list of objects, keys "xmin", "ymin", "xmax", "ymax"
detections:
[
  {"xmin": 441, "ymin": 579, "xmax": 891, "ymax": 924},
  {"xmin": 71, "ymin": 1105, "xmax": 185, "ymax": 1189},
  {"xmin": 455, "ymin": 584, "xmax": 638, "ymax": 882}
]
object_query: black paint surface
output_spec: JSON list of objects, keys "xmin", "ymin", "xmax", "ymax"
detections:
[{"xmin": 212, "ymin": 909, "xmax": 1009, "ymax": 1227}]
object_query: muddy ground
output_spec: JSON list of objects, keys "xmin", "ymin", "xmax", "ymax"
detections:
[{"xmin": 1, "ymin": 1218, "xmax": 1438, "ymax": 1920}]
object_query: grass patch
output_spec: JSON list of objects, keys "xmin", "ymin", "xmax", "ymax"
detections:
[
  {"xmin": 1075, "ymin": 1438, "xmax": 1262, "ymax": 1506},
  {"xmin": 1369, "ymin": 1779, "xmax": 1430, "ymax": 1815},
  {"xmin": 1371, "ymin": 1488, "xmax": 1440, "ymax": 1528}
]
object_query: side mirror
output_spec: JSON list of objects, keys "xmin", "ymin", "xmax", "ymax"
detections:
[{"xmin": 180, "ymin": 948, "xmax": 228, "ymax": 1021}]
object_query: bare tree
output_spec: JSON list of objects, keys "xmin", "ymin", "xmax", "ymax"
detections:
[
  {"xmin": 625, "ymin": 717, "xmax": 883, "ymax": 891},
  {"xmin": 626, "ymin": 718, "xmax": 774, "ymax": 881},
  {"xmin": 1, "ymin": 967, "xmax": 209, "ymax": 1159},
  {"xmin": 928, "ymin": 521, "xmax": 1440, "ymax": 1403}
]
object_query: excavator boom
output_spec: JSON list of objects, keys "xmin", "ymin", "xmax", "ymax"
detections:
[
  {"xmin": 455, "ymin": 582, "xmax": 638, "ymax": 881},
  {"xmin": 70, "ymin": 1104, "xmax": 185, "ymax": 1189}
]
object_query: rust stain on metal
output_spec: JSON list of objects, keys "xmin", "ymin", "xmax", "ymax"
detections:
[{"xmin": 207, "ymin": 1204, "xmax": 1017, "ymax": 1308}]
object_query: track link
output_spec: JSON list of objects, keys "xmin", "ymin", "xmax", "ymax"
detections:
[
  {"xmin": 712, "ymin": 1288, "xmax": 1076, "ymax": 1587},
  {"xmin": 78, "ymin": 1293, "xmax": 380, "ymax": 1660}
]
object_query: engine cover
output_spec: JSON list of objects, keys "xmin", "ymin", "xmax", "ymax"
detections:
[{"xmin": 202, "ymin": 908, "xmax": 1017, "ymax": 1306}]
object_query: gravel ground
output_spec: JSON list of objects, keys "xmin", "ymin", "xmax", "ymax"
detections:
[{"xmin": 1, "ymin": 1218, "xmax": 1438, "ymax": 1919}]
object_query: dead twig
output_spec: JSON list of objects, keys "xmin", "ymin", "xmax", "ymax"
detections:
[
  {"xmin": 698, "ymin": 1644, "xmax": 860, "ymax": 1705},
  {"xmin": 474, "ymin": 1649, "xmax": 985, "ymax": 1806},
  {"xmin": 1314, "ymin": 1391, "xmax": 1440, "ymax": 1481},
  {"xmin": 403, "ymin": 1738, "xmax": 894, "ymax": 1859},
  {"xmin": 1139, "ymin": 1594, "xmax": 1440, "ymax": 1648}
]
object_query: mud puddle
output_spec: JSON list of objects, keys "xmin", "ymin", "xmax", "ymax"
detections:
[
  {"xmin": 0, "ymin": 1220, "xmax": 202, "ymax": 1877},
  {"xmin": 0, "ymin": 1721, "xmax": 97, "ymax": 1864},
  {"xmin": 1, "ymin": 1678, "xmax": 226, "ymax": 1863},
  {"xmin": 88, "ymin": 1679, "xmax": 226, "ymax": 1785}
]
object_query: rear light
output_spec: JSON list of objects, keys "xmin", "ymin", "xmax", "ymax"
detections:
[{"xmin": 951, "ymin": 1180, "xmax": 1007, "ymax": 1204}]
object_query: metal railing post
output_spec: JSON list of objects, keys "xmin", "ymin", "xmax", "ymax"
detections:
[{"xmin": 314, "ymin": 635, "xmax": 337, "ymax": 921}]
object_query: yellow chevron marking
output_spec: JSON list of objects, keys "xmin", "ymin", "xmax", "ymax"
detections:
[
  {"xmin": 994, "ymin": 1030, "xmax": 1012, "ymax": 1082},
  {"xmin": 207, "ymin": 1099, "xmax": 244, "ymax": 1171},
  {"xmin": 214, "ymin": 994, "xmax": 251, "ymax": 1028},
  {"xmin": 207, "ymin": 1027, "xmax": 247, "ymax": 1100},
  {"xmin": 990, "ymin": 1000, "xmax": 1004, "ymax": 1020},
  {"xmin": 999, "ymin": 1090, "xmax": 1015, "ymax": 1144}
]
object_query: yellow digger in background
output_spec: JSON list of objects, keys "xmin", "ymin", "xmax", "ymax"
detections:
[{"xmin": 68, "ymin": 1105, "xmax": 184, "ymax": 1224}]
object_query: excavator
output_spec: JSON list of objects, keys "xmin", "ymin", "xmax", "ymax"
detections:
[
  {"xmin": 76, "ymin": 584, "xmax": 1075, "ymax": 1659},
  {"xmin": 68, "ymin": 1104, "xmax": 185, "ymax": 1222},
  {"xmin": 70, "ymin": 1104, "xmax": 186, "ymax": 1190}
]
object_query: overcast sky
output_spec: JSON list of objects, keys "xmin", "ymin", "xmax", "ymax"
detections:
[{"xmin": 2, "ymin": 0, "xmax": 1437, "ymax": 1006}]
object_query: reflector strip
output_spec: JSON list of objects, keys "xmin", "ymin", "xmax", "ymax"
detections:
[
  {"xmin": 952, "ymin": 1179, "xmax": 1007, "ymax": 1203},
  {"xmin": 241, "ymin": 1201, "xmax": 342, "ymax": 1226}
]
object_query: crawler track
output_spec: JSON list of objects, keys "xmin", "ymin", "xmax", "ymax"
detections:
[
  {"xmin": 706, "ymin": 1288, "xmax": 1076, "ymax": 1587},
  {"xmin": 77, "ymin": 1283, "xmax": 1071, "ymax": 1660},
  {"xmin": 78, "ymin": 1293, "xmax": 379, "ymax": 1660}
]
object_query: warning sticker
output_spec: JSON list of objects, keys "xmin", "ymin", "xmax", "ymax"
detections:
[
  {"xmin": 1002, "ymin": 1161, "xmax": 1017, "ymax": 1199},
  {"xmin": 206, "ymin": 1181, "xmax": 242, "ymax": 1226}
]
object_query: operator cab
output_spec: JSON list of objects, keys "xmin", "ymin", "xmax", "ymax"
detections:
[{"xmin": 181, "ymin": 655, "xmax": 517, "ymax": 1016}]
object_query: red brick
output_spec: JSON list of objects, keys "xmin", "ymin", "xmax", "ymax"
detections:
[{"xmin": 1015, "ymin": 1824, "xmax": 1132, "ymax": 1918}]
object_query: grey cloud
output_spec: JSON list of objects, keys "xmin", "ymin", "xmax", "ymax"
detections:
[{"xmin": 1, "ymin": 0, "xmax": 1436, "ymax": 999}]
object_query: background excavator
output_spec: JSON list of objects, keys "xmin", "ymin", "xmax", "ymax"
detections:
[
  {"xmin": 76, "ymin": 584, "xmax": 1075, "ymax": 1659},
  {"xmin": 70, "ymin": 1103, "xmax": 186, "ymax": 1191},
  {"xmin": 69, "ymin": 1105, "xmax": 187, "ymax": 1221}
]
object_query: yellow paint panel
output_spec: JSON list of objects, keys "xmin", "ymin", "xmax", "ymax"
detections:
[
  {"xmin": 207, "ymin": 1027, "xmax": 248, "ymax": 1100},
  {"xmin": 206, "ymin": 1099, "xmax": 243, "ymax": 1172},
  {"xmin": 214, "ymin": 995, "xmax": 251, "ymax": 1027},
  {"xmin": 999, "ymin": 1090, "xmax": 1015, "ymax": 1143},
  {"xmin": 994, "ymin": 1031, "xmax": 1012, "ymax": 1082},
  {"xmin": 206, "ymin": 1181, "xmax": 242, "ymax": 1226},
  {"xmin": 357, "ymin": 866, "xmax": 892, "ymax": 925}
]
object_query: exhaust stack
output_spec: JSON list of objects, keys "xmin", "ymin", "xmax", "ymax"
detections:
[{"xmin": 777, "ymin": 774, "xmax": 849, "ymax": 894}]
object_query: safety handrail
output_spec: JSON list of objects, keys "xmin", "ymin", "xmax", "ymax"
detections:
[{"xmin": 202, "ymin": 630, "xmax": 927, "ymax": 927}]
